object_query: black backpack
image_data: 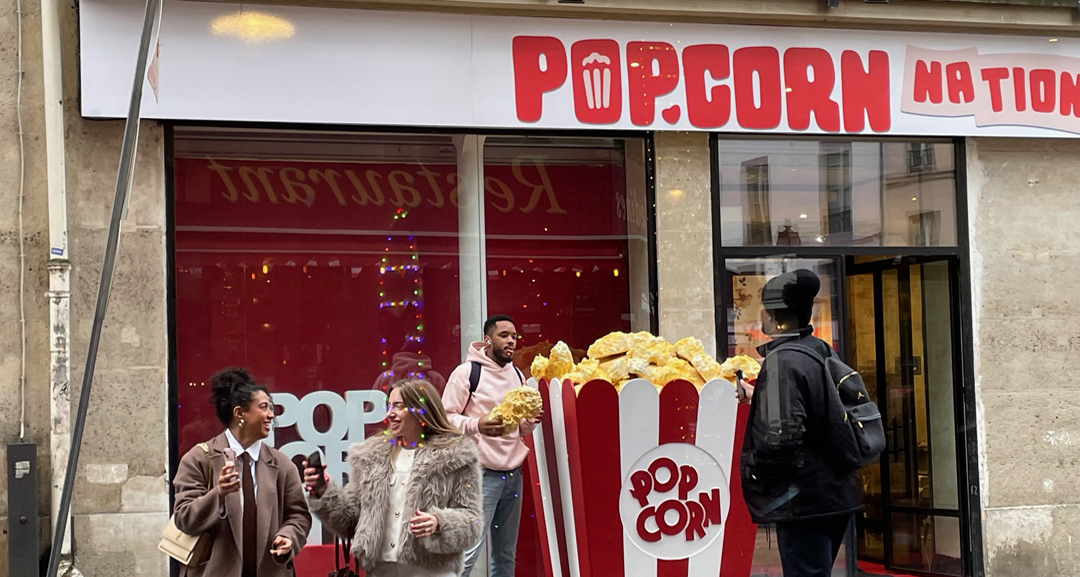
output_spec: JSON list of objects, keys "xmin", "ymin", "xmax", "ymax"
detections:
[{"xmin": 769, "ymin": 343, "xmax": 886, "ymax": 468}]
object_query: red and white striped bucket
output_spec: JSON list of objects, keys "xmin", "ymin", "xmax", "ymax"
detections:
[{"xmin": 525, "ymin": 377, "xmax": 757, "ymax": 577}]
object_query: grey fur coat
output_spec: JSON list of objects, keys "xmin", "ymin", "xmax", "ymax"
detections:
[{"xmin": 308, "ymin": 433, "xmax": 483, "ymax": 574}]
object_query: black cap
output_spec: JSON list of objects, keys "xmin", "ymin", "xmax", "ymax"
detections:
[{"xmin": 761, "ymin": 269, "xmax": 821, "ymax": 316}]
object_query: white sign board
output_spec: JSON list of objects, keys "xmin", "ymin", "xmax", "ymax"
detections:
[{"xmin": 80, "ymin": 0, "xmax": 1080, "ymax": 137}]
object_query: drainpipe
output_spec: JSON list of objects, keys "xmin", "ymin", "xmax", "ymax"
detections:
[{"xmin": 40, "ymin": 0, "xmax": 78, "ymax": 571}]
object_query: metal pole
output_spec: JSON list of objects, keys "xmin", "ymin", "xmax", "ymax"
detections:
[{"xmin": 45, "ymin": 0, "xmax": 160, "ymax": 572}]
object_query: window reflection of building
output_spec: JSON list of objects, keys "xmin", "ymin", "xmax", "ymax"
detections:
[
  {"xmin": 720, "ymin": 139, "xmax": 957, "ymax": 248},
  {"xmin": 820, "ymin": 145, "xmax": 853, "ymax": 245},
  {"xmin": 907, "ymin": 142, "xmax": 936, "ymax": 173},
  {"xmin": 883, "ymin": 142, "xmax": 955, "ymax": 247},
  {"xmin": 741, "ymin": 158, "xmax": 772, "ymax": 245},
  {"xmin": 909, "ymin": 211, "xmax": 941, "ymax": 246}
]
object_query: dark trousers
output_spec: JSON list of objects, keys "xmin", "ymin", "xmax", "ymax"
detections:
[{"xmin": 775, "ymin": 515, "xmax": 850, "ymax": 577}]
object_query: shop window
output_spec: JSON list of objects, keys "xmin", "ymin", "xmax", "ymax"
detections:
[
  {"xmin": 483, "ymin": 137, "xmax": 650, "ymax": 359},
  {"xmin": 717, "ymin": 139, "xmax": 957, "ymax": 247},
  {"xmin": 173, "ymin": 129, "xmax": 465, "ymax": 459},
  {"xmin": 171, "ymin": 128, "xmax": 655, "ymax": 565}
]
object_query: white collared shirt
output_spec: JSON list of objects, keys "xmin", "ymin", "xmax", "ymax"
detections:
[
  {"xmin": 380, "ymin": 445, "xmax": 416, "ymax": 562},
  {"xmin": 225, "ymin": 428, "xmax": 262, "ymax": 506}
]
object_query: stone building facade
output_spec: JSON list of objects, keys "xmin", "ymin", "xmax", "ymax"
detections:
[{"xmin": 0, "ymin": 0, "xmax": 1078, "ymax": 576}]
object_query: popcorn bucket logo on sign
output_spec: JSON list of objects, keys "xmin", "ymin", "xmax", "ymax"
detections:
[
  {"xmin": 619, "ymin": 443, "xmax": 730, "ymax": 560},
  {"xmin": 571, "ymin": 40, "xmax": 621, "ymax": 124}
]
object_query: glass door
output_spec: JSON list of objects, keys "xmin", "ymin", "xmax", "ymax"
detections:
[{"xmin": 846, "ymin": 256, "xmax": 963, "ymax": 576}]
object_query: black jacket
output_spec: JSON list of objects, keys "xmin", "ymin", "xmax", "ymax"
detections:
[{"xmin": 739, "ymin": 327, "xmax": 862, "ymax": 523}]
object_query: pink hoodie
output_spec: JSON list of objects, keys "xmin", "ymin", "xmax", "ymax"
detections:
[{"xmin": 442, "ymin": 342, "xmax": 537, "ymax": 471}]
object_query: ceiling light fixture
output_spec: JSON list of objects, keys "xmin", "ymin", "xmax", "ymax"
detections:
[{"xmin": 211, "ymin": 10, "xmax": 295, "ymax": 44}]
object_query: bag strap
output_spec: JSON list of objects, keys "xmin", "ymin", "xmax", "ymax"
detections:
[
  {"xmin": 461, "ymin": 361, "xmax": 483, "ymax": 415},
  {"xmin": 771, "ymin": 343, "xmax": 837, "ymax": 385},
  {"xmin": 461, "ymin": 362, "xmax": 525, "ymax": 415},
  {"xmin": 197, "ymin": 442, "xmax": 212, "ymax": 491},
  {"xmin": 761, "ymin": 342, "xmax": 831, "ymax": 430},
  {"xmin": 772, "ymin": 343, "xmax": 828, "ymax": 367},
  {"xmin": 335, "ymin": 537, "xmax": 353, "ymax": 571},
  {"xmin": 762, "ymin": 346, "xmax": 784, "ymax": 431}
]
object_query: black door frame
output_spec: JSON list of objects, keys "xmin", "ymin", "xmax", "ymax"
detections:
[
  {"xmin": 847, "ymin": 255, "xmax": 964, "ymax": 576},
  {"xmin": 710, "ymin": 135, "xmax": 983, "ymax": 577}
]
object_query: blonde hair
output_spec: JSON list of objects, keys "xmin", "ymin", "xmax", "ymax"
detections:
[{"xmin": 390, "ymin": 379, "xmax": 461, "ymax": 437}]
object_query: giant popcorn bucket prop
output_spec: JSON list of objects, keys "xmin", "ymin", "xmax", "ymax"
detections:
[{"xmin": 528, "ymin": 377, "xmax": 757, "ymax": 577}]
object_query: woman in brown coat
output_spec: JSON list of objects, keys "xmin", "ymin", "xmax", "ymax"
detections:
[{"xmin": 172, "ymin": 368, "xmax": 311, "ymax": 577}]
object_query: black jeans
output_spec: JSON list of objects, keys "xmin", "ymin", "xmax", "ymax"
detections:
[{"xmin": 775, "ymin": 515, "xmax": 850, "ymax": 577}]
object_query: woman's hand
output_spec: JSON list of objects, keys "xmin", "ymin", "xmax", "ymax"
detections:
[
  {"xmin": 302, "ymin": 460, "xmax": 328, "ymax": 498},
  {"xmin": 409, "ymin": 510, "xmax": 439, "ymax": 538},
  {"xmin": 218, "ymin": 463, "xmax": 240, "ymax": 498},
  {"xmin": 271, "ymin": 535, "xmax": 293, "ymax": 559}
]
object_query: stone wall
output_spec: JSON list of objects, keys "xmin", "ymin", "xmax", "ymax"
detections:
[
  {"xmin": 968, "ymin": 137, "xmax": 1080, "ymax": 576},
  {"xmin": 65, "ymin": 116, "xmax": 168, "ymax": 576},
  {"xmin": 0, "ymin": 0, "xmax": 169, "ymax": 572},
  {"xmin": 654, "ymin": 132, "xmax": 717, "ymax": 357},
  {"xmin": 0, "ymin": 0, "xmax": 53, "ymax": 570}
]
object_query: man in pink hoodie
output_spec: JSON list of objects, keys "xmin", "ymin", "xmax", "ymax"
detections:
[{"xmin": 442, "ymin": 314, "xmax": 541, "ymax": 577}]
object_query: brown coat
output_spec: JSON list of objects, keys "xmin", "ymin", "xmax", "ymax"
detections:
[{"xmin": 172, "ymin": 432, "xmax": 312, "ymax": 577}]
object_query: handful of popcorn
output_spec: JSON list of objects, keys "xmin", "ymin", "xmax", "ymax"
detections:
[
  {"xmin": 487, "ymin": 386, "xmax": 544, "ymax": 435},
  {"xmin": 529, "ymin": 332, "xmax": 761, "ymax": 394},
  {"xmin": 720, "ymin": 354, "xmax": 761, "ymax": 383}
]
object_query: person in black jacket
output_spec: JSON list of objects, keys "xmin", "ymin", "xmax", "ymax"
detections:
[{"xmin": 739, "ymin": 269, "xmax": 861, "ymax": 577}]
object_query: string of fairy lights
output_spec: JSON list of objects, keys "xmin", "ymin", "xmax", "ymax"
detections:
[{"xmin": 378, "ymin": 208, "xmax": 427, "ymax": 385}]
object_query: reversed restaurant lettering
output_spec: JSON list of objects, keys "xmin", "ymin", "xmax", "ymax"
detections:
[{"xmin": 203, "ymin": 156, "xmax": 567, "ymax": 215}]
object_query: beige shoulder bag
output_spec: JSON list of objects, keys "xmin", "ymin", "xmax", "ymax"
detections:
[{"xmin": 158, "ymin": 442, "xmax": 214, "ymax": 566}]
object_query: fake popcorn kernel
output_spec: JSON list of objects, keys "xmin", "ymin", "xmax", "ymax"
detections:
[
  {"xmin": 530, "ymin": 354, "xmax": 549, "ymax": 381},
  {"xmin": 691, "ymin": 354, "xmax": 725, "ymax": 383},
  {"xmin": 488, "ymin": 386, "xmax": 543, "ymax": 435},
  {"xmin": 597, "ymin": 354, "xmax": 631, "ymax": 382},
  {"xmin": 719, "ymin": 354, "xmax": 761, "ymax": 383},
  {"xmin": 587, "ymin": 331, "xmax": 634, "ymax": 359},
  {"xmin": 674, "ymin": 336, "xmax": 723, "ymax": 382},
  {"xmin": 562, "ymin": 358, "xmax": 610, "ymax": 385},
  {"xmin": 545, "ymin": 341, "xmax": 575, "ymax": 381},
  {"xmin": 662, "ymin": 358, "xmax": 704, "ymax": 387},
  {"xmin": 673, "ymin": 337, "xmax": 707, "ymax": 362},
  {"xmin": 627, "ymin": 333, "xmax": 675, "ymax": 365}
]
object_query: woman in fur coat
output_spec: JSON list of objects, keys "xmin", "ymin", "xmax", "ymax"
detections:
[{"xmin": 304, "ymin": 378, "xmax": 483, "ymax": 577}]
